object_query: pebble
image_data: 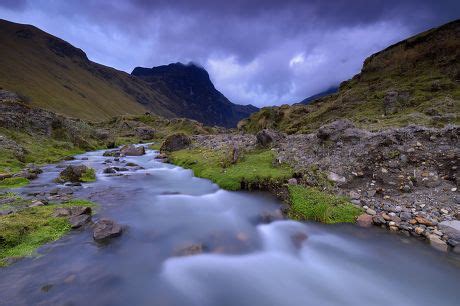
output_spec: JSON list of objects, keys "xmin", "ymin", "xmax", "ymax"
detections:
[
  {"xmin": 415, "ymin": 227, "xmax": 424, "ymax": 235},
  {"xmin": 366, "ymin": 208, "xmax": 376, "ymax": 216},
  {"xmin": 428, "ymin": 234, "xmax": 448, "ymax": 252}
]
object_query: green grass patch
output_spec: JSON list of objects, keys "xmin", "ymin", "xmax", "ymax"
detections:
[
  {"xmin": 288, "ymin": 185, "xmax": 361, "ymax": 224},
  {"xmin": 80, "ymin": 168, "xmax": 96, "ymax": 182},
  {"xmin": 0, "ymin": 177, "xmax": 29, "ymax": 189},
  {"xmin": 170, "ymin": 148, "xmax": 293, "ymax": 190},
  {"xmin": 149, "ymin": 142, "xmax": 162, "ymax": 151},
  {"xmin": 0, "ymin": 198, "xmax": 97, "ymax": 267}
]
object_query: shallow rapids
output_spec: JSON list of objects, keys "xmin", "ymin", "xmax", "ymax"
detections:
[{"xmin": 0, "ymin": 145, "xmax": 459, "ymax": 306}]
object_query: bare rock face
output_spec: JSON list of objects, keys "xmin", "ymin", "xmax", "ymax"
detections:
[
  {"xmin": 383, "ymin": 90, "xmax": 410, "ymax": 115},
  {"xmin": 120, "ymin": 144, "xmax": 145, "ymax": 156},
  {"xmin": 160, "ymin": 133, "xmax": 191, "ymax": 152},
  {"xmin": 256, "ymin": 129, "xmax": 285, "ymax": 147},
  {"xmin": 93, "ymin": 218, "xmax": 123, "ymax": 242}
]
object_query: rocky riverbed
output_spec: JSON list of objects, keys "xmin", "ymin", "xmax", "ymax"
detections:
[
  {"xmin": 1, "ymin": 144, "xmax": 459, "ymax": 306},
  {"xmin": 188, "ymin": 121, "xmax": 460, "ymax": 252}
]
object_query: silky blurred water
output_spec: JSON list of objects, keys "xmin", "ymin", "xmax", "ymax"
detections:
[{"xmin": 0, "ymin": 145, "xmax": 459, "ymax": 306}]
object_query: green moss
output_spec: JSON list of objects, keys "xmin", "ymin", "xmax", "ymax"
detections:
[
  {"xmin": 0, "ymin": 198, "xmax": 98, "ymax": 267},
  {"xmin": 170, "ymin": 148, "xmax": 294, "ymax": 190},
  {"xmin": 80, "ymin": 168, "xmax": 96, "ymax": 182},
  {"xmin": 149, "ymin": 142, "xmax": 162, "ymax": 151},
  {"xmin": 288, "ymin": 185, "xmax": 362, "ymax": 224},
  {"xmin": 0, "ymin": 177, "xmax": 29, "ymax": 189}
]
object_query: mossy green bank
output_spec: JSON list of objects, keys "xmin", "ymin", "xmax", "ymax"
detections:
[{"xmin": 0, "ymin": 197, "xmax": 97, "ymax": 267}]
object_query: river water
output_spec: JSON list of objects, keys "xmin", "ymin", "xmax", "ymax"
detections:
[{"xmin": 0, "ymin": 145, "xmax": 459, "ymax": 306}]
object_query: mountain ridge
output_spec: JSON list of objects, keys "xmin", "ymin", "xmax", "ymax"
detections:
[
  {"xmin": 0, "ymin": 19, "xmax": 257, "ymax": 127},
  {"xmin": 239, "ymin": 19, "xmax": 460, "ymax": 133},
  {"xmin": 132, "ymin": 63, "xmax": 258, "ymax": 127}
]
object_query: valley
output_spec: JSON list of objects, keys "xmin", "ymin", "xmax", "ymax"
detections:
[{"xmin": 0, "ymin": 13, "xmax": 459, "ymax": 306}]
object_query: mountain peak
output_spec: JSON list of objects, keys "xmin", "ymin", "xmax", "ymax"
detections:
[{"xmin": 131, "ymin": 63, "xmax": 258, "ymax": 127}]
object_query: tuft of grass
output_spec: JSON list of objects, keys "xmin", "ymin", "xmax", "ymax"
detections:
[
  {"xmin": 80, "ymin": 168, "xmax": 96, "ymax": 182},
  {"xmin": 170, "ymin": 148, "xmax": 294, "ymax": 190},
  {"xmin": 149, "ymin": 142, "xmax": 162, "ymax": 151},
  {"xmin": 288, "ymin": 185, "xmax": 362, "ymax": 224},
  {"xmin": 0, "ymin": 177, "xmax": 29, "ymax": 189},
  {"xmin": 0, "ymin": 198, "xmax": 97, "ymax": 267}
]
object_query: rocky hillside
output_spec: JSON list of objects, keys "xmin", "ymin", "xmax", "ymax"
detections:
[
  {"xmin": 239, "ymin": 19, "xmax": 460, "ymax": 133},
  {"xmin": 0, "ymin": 91, "xmax": 217, "ymax": 176},
  {"xmin": 132, "ymin": 63, "xmax": 258, "ymax": 128}
]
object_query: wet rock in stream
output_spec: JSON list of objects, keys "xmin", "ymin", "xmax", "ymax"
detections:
[{"xmin": 93, "ymin": 218, "xmax": 123, "ymax": 242}]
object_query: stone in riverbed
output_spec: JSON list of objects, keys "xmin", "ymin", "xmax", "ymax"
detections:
[
  {"xmin": 428, "ymin": 234, "xmax": 448, "ymax": 251},
  {"xmin": 415, "ymin": 216, "xmax": 435, "ymax": 226},
  {"xmin": 103, "ymin": 167, "xmax": 116, "ymax": 174},
  {"xmin": 55, "ymin": 165, "xmax": 90, "ymax": 183},
  {"xmin": 258, "ymin": 210, "xmax": 283, "ymax": 223},
  {"xmin": 356, "ymin": 214, "xmax": 373, "ymax": 227},
  {"xmin": 372, "ymin": 215, "xmax": 386, "ymax": 226},
  {"xmin": 438, "ymin": 220, "xmax": 460, "ymax": 241},
  {"xmin": 69, "ymin": 214, "xmax": 91, "ymax": 228},
  {"xmin": 174, "ymin": 243, "xmax": 205, "ymax": 257},
  {"xmin": 120, "ymin": 144, "xmax": 145, "ymax": 156},
  {"xmin": 366, "ymin": 208, "xmax": 376, "ymax": 215},
  {"xmin": 93, "ymin": 218, "xmax": 123, "ymax": 242}
]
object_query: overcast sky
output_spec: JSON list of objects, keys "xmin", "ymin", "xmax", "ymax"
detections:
[{"xmin": 0, "ymin": 1, "xmax": 458, "ymax": 107}]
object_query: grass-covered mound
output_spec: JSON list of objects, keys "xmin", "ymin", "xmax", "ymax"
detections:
[
  {"xmin": 288, "ymin": 185, "xmax": 361, "ymax": 224},
  {"xmin": 0, "ymin": 198, "xmax": 96, "ymax": 267},
  {"xmin": 0, "ymin": 177, "xmax": 29, "ymax": 189},
  {"xmin": 170, "ymin": 148, "xmax": 294, "ymax": 190}
]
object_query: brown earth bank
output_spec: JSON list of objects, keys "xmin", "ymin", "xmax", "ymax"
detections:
[{"xmin": 181, "ymin": 121, "xmax": 459, "ymax": 252}]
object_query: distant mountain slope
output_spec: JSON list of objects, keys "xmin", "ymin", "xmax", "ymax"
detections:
[
  {"xmin": 0, "ymin": 19, "xmax": 256, "ymax": 127},
  {"xmin": 0, "ymin": 19, "xmax": 178, "ymax": 121},
  {"xmin": 239, "ymin": 19, "xmax": 460, "ymax": 133},
  {"xmin": 132, "ymin": 63, "xmax": 258, "ymax": 127},
  {"xmin": 297, "ymin": 87, "xmax": 338, "ymax": 105}
]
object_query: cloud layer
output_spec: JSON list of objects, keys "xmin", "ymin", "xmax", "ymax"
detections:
[{"xmin": 1, "ymin": 0, "xmax": 458, "ymax": 106}]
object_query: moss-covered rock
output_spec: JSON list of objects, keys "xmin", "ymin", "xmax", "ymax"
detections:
[
  {"xmin": 55, "ymin": 165, "xmax": 96, "ymax": 183},
  {"xmin": 160, "ymin": 133, "xmax": 191, "ymax": 152}
]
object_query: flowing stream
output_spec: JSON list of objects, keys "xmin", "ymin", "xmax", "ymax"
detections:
[{"xmin": 0, "ymin": 145, "xmax": 459, "ymax": 306}]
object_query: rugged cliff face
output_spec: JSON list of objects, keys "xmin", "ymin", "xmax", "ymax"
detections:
[
  {"xmin": 239, "ymin": 19, "xmax": 460, "ymax": 133},
  {"xmin": 132, "ymin": 63, "xmax": 258, "ymax": 128}
]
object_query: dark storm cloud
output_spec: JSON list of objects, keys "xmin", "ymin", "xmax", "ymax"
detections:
[{"xmin": 0, "ymin": 0, "xmax": 458, "ymax": 106}]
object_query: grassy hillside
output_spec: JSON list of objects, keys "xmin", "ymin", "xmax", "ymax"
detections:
[
  {"xmin": 0, "ymin": 19, "xmax": 175, "ymax": 121},
  {"xmin": 240, "ymin": 19, "xmax": 460, "ymax": 133}
]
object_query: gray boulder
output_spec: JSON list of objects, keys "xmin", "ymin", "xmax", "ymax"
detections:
[
  {"xmin": 120, "ymin": 144, "xmax": 145, "ymax": 156},
  {"xmin": 439, "ymin": 220, "xmax": 460, "ymax": 241},
  {"xmin": 256, "ymin": 129, "xmax": 285, "ymax": 147},
  {"xmin": 56, "ymin": 165, "xmax": 89, "ymax": 183},
  {"xmin": 316, "ymin": 119, "xmax": 355, "ymax": 141},
  {"xmin": 160, "ymin": 133, "xmax": 191, "ymax": 152},
  {"xmin": 93, "ymin": 218, "xmax": 123, "ymax": 242}
]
